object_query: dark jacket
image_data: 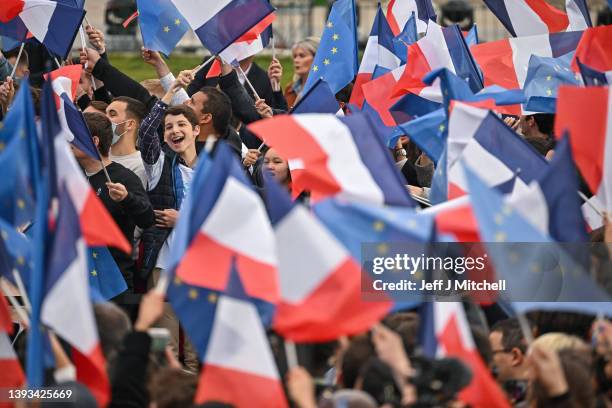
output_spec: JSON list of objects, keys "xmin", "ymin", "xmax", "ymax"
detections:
[
  {"xmin": 87, "ymin": 162, "xmax": 155, "ymax": 287},
  {"xmin": 109, "ymin": 331, "xmax": 151, "ymax": 408}
]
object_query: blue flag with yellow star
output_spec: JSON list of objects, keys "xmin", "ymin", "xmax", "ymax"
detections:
[
  {"xmin": 523, "ymin": 52, "xmax": 580, "ymax": 113},
  {"xmin": 87, "ymin": 246, "xmax": 127, "ymax": 301},
  {"xmin": 0, "ymin": 81, "xmax": 37, "ymax": 228},
  {"xmin": 302, "ymin": 0, "xmax": 358, "ymax": 96},
  {"xmin": 394, "ymin": 108, "xmax": 446, "ymax": 164},
  {"xmin": 137, "ymin": 0, "xmax": 188, "ymax": 56}
]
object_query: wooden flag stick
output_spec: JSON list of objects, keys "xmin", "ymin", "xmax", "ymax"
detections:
[
  {"xmin": 192, "ymin": 55, "xmax": 216, "ymax": 76},
  {"xmin": 9, "ymin": 43, "xmax": 25, "ymax": 79}
]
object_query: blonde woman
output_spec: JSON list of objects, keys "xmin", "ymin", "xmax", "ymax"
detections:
[{"xmin": 284, "ymin": 37, "xmax": 320, "ymax": 109}]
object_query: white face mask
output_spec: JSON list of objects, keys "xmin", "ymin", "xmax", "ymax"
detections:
[{"xmin": 110, "ymin": 120, "xmax": 129, "ymax": 145}]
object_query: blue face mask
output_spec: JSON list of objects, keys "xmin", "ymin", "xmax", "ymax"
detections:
[{"xmin": 110, "ymin": 120, "xmax": 129, "ymax": 145}]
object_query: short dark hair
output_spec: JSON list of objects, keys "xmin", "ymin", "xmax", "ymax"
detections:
[
  {"xmin": 491, "ymin": 318, "xmax": 528, "ymax": 354},
  {"xmin": 164, "ymin": 105, "xmax": 199, "ymax": 128},
  {"xmin": 112, "ymin": 96, "xmax": 147, "ymax": 124},
  {"xmin": 4, "ymin": 48, "xmax": 29, "ymax": 67},
  {"xmin": 88, "ymin": 100, "xmax": 108, "ymax": 113},
  {"xmin": 148, "ymin": 367, "xmax": 197, "ymax": 408},
  {"xmin": 199, "ymin": 87, "xmax": 232, "ymax": 136},
  {"xmin": 530, "ymin": 113, "xmax": 555, "ymax": 136},
  {"xmin": 84, "ymin": 112, "xmax": 112, "ymax": 156}
]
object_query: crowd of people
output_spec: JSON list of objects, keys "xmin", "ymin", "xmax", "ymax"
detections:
[{"xmin": 1, "ymin": 6, "xmax": 612, "ymax": 408}]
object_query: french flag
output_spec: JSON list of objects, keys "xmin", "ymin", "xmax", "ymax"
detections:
[
  {"xmin": 41, "ymin": 184, "xmax": 109, "ymax": 407},
  {"xmin": 49, "ymin": 66, "xmax": 102, "ymax": 161},
  {"xmin": 173, "ymin": 143, "xmax": 279, "ymax": 306},
  {"xmin": 170, "ymin": 0, "xmax": 274, "ymax": 55},
  {"xmin": 386, "ymin": 0, "xmax": 436, "ymax": 35},
  {"xmin": 189, "ymin": 262, "xmax": 287, "ymax": 407},
  {"xmin": 555, "ymin": 86, "xmax": 612, "ymax": 212},
  {"xmin": 362, "ymin": 64, "xmax": 406, "ymax": 126},
  {"xmin": 248, "ymin": 113, "xmax": 414, "ymax": 207},
  {"xmin": 572, "ymin": 25, "xmax": 612, "ymax": 74},
  {"xmin": 471, "ymin": 30, "xmax": 583, "ymax": 90},
  {"xmin": 349, "ymin": 5, "xmax": 400, "ymax": 108},
  {"xmin": 444, "ymin": 102, "xmax": 548, "ymax": 200},
  {"xmin": 421, "ymin": 302, "xmax": 510, "ymax": 408},
  {"xmin": 0, "ymin": 0, "xmax": 85, "ymax": 59},
  {"xmin": 45, "ymin": 88, "xmax": 131, "ymax": 254},
  {"xmin": 483, "ymin": 0, "xmax": 591, "ymax": 37},
  {"xmin": 392, "ymin": 22, "xmax": 482, "ymax": 102},
  {"xmin": 0, "ymin": 295, "xmax": 24, "ymax": 391},
  {"xmin": 264, "ymin": 174, "xmax": 391, "ymax": 342}
]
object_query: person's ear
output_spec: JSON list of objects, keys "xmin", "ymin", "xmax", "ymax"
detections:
[
  {"xmin": 200, "ymin": 113, "xmax": 212, "ymax": 127},
  {"xmin": 92, "ymin": 135, "xmax": 100, "ymax": 147},
  {"xmin": 193, "ymin": 124, "xmax": 200, "ymax": 138},
  {"xmin": 510, "ymin": 347, "xmax": 524, "ymax": 366}
]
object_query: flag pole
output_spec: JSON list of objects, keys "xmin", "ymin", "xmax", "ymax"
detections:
[
  {"xmin": 79, "ymin": 26, "xmax": 97, "ymax": 91},
  {"xmin": 235, "ymin": 64, "xmax": 261, "ymax": 100},
  {"xmin": 270, "ymin": 37, "xmax": 280, "ymax": 92},
  {"xmin": 517, "ymin": 313, "xmax": 534, "ymax": 345},
  {"xmin": 9, "ymin": 43, "xmax": 25, "ymax": 79},
  {"xmin": 154, "ymin": 271, "xmax": 170, "ymax": 295},
  {"xmin": 284, "ymin": 339, "xmax": 298, "ymax": 369},
  {"xmin": 192, "ymin": 55, "xmax": 216, "ymax": 76},
  {"xmin": 257, "ymin": 141, "xmax": 266, "ymax": 151},
  {"xmin": 577, "ymin": 191, "xmax": 610, "ymax": 221}
]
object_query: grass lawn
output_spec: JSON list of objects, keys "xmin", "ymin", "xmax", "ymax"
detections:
[{"xmin": 109, "ymin": 53, "xmax": 295, "ymax": 89}]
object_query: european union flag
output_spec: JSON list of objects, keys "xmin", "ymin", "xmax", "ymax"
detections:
[
  {"xmin": 523, "ymin": 52, "xmax": 581, "ymax": 113},
  {"xmin": 395, "ymin": 108, "xmax": 446, "ymax": 164},
  {"xmin": 291, "ymin": 78, "xmax": 340, "ymax": 114},
  {"xmin": 0, "ymin": 217, "xmax": 32, "ymax": 288},
  {"xmin": 464, "ymin": 165, "xmax": 612, "ymax": 307},
  {"xmin": 392, "ymin": 12, "xmax": 417, "ymax": 65},
  {"xmin": 87, "ymin": 247, "xmax": 127, "ymax": 301},
  {"xmin": 136, "ymin": 0, "xmax": 189, "ymax": 56},
  {"xmin": 302, "ymin": 0, "xmax": 358, "ymax": 95},
  {"xmin": 577, "ymin": 58, "xmax": 609, "ymax": 86},
  {"xmin": 0, "ymin": 81, "xmax": 38, "ymax": 227}
]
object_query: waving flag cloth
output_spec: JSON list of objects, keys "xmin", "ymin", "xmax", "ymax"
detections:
[
  {"xmin": 391, "ymin": 12, "xmax": 417, "ymax": 65},
  {"xmin": 463, "ymin": 165, "xmax": 612, "ymax": 316},
  {"xmin": 248, "ymin": 113, "xmax": 414, "ymax": 207},
  {"xmin": 555, "ymin": 86, "xmax": 612, "ymax": 213},
  {"xmin": 441, "ymin": 102, "xmax": 548, "ymax": 201},
  {"xmin": 0, "ymin": 294, "xmax": 24, "ymax": 391},
  {"xmin": 302, "ymin": 0, "xmax": 358, "ymax": 95},
  {"xmin": 264, "ymin": 175, "xmax": 391, "ymax": 341},
  {"xmin": 349, "ymin": 4, "xmax": 399, "ymax": 108},
  {"xmin": 394, "ymin": 108, "xmax": 446, "ymax": 163},
  {"xmin": 483, "ymin": 0, "xmax": 569, "ymax": 37},
  {"xmin": 470, "ymin": 30, "xmax": 582, "ymax": 90},
  {"xmin": 392, "ymin": 22, "xmax": 483, "ymax": 101},
  {"xmin": 0, "ymin": 0, "xmax": 84, "ymax": 59},
  {"xmin": 218, "ymin": 12, "xmax": 275, "ymax": 63},
  {"xmin": 87, "ymin": 247, "xmax": 127, "ymax": 301},
  {"xmin": 170, "ymin": 0, "xmax": 274, "ymax": 55},
  {"xmin": 167, "ymin": 143, "xmax": 278, "ymax": 311},
  {"xmin": 47, "ymin": 65, "xmax": 103, "ymax": 161},
  {"xmin": 386, "ymin": 0, "xmax": 436, "ymax": 35},
  {"xmin": 41, "ymin": 185, "xmax": 110, "ymax": 407},
  {"xmin": 572, "ymin": 25, "xmax": 612, "ymax": 73},
  {"xmin": 136, "ymin": 0, "xmax": 189, "ymax": 56},
  {"xmin": 577, "ymin": 58, "xmax": 610, "ymax": 86},
  {"xmin": 421, "ymin": 302, "xmax": 510, "ymax": 408},
  {"xmin": 362, "ymin": 64, "xmax": 407, "ymax": 126},
  {"xmin": 522, "ymin": 52, "xmax": 581, "ymax": 113},
  {"xmin": 291, "ymin": 78, "xmax": 341, "ymax": 115},
  {"xmin": 0, "ymin": 80, "xmax": 37, "ymax": 228},
  {"xmin": 168, "ymin": 260, "xmax": 287, "ymax": 406}
]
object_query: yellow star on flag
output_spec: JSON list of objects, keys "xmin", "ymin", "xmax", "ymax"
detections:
[
  {"xmin": 373, "ymin": 221, "xmax": 385, "ymax": 232},
  {"xmin": 494, "ymin": 232, "xmax": 507, "ymax": 242},
  {"xmin": 189, "ymin": 289, "xmax": 199, "ymax": 299},
  {"xmin": 376, "ymin": 243, "xmax": 389, "ymax": 255},
  {"xmin": 331, "ymin": 47, "xmax": 338, "ymax": 54},
  {"xmin": 332, "ymin": 34, "xmax": 339, "ymax": 41},
  {"xmin": 174, "ymin": 276, "xmax": 182, "ymax": 286},
  {"xmin": 163, "ymin": 26, "xmax": 170, "ymax": 33},
  {"xmin": 546, "ymin": 88, "xmax": 553, "ymax": 96},
  {"xmin": 16, "ymin": 199, "xmax": 25, "ymax": 209},
  {"xmin": 438, "ymin": 124, "xmax": 445, "ymax": 132},
  {"xmin": 175, "ymin": 18, "xmax": 181, "ymax": 25},
  {"xmin": 327, "ymin": 21, "xmax": 333, "ymax": 28},
  {"xmin": 312, "ymin": 65, "xmax": 319, "ymax": 72},
  {"xmin": 16, "ymin": 256, "xmax": 24, "ymax": 266},
  {"xmin": 546, "ymin": 75, "xmax": 552, "ymax": 81},
  {"xmin": 208, "ymin": 293, "xmax": 218, "ymax": 303},
  {"xmin": 91, "ymin": 270, "xmax": 97, "ymax": 277},
  {"xmin": 0, "ymin": 142, "xmax": 5, "ymax": 151},
  {"xmin": 323, "ymin": 59, "xmax": 330, "ymax": 66},
  {"xmin": 92, "ymin": 252, "xmax": 98, "ymax": 259}
]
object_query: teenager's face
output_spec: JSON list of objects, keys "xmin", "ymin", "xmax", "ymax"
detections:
[
  {"xmin": 264, "ymin": 148, "xmax": 289, "ymax": 184},
  {"xmin": 163, "ymin": 114, "xmax": 199, "ymax": 154}
]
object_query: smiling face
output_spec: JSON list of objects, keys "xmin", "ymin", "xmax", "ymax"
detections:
[
  {"xmin": 292, "ymin": 46, "xmax": 315, "ymax": 78},
  {"xmin": 163, "ymin": 113, "xmax": 199, "ymax": 154}
]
